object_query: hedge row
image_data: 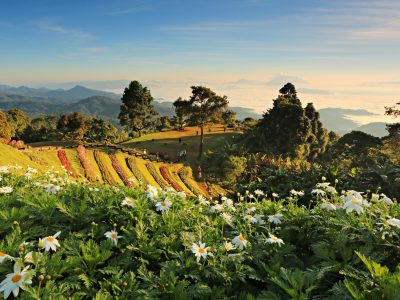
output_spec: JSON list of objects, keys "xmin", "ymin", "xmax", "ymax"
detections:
[
  {"xmin": 109, "ymin": 153, "xmax": 134, "ymax": 187},
  {"xmin": 145, "ymin": 162, "xmax": 169, "ymax": 189},
  {"xmin": 93, "ymin": 150, "xmax": 117, "ymax": 185},
  {"xmin": 178, "ymin": 166, "xmax": 206, "ymax": 196},
  {"xmin": 126, "ymin": 157, "xmax": 149, "ymax": 186},
  {"xmin": 159, "ymin": 165, "xmax": 183, "ymax": 192},
  {"xmin": 57, "ymin": 150, "xmax": 75, "ymax": 176},
  {"xmin": 77, "ymin": 146, "xmax": 97, "ymax": 182}
]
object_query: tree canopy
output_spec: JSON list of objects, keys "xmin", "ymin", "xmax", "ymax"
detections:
[
  {"xmin": 0, "ymin": 110, "xmax": 12, "ymax": 141},
  {"xmin": 244, "ymin": 83, "xmax": 329, "ymax": 159},
  {"xmin": 6, "ymin": 109, "xmax": 30, "ymax": 139},
  {"xmin": 118, "ymin": 81, "xmax": 157, "ymax": 137},
  {"xmin": 177, "ymin": 86, "xmax": 228, "ymax": 157}
]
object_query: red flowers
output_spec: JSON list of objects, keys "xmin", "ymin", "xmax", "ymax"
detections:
[
  {"xmin": 57, "ymin": 150, "xmax": 75, "ymax": 176},
  {"xmin": 109, "ymin": 153, "xmax": 134, "ymax": 187},
  {"xmin": 159, "ymin": 166, "xmax": 183, "ymax": 192}
]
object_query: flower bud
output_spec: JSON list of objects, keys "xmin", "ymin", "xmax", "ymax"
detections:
[{"xmin": 38, "ymin": 275, "xmax": 45, "ymax": 282}]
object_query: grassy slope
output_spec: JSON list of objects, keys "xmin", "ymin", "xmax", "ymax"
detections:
[
  {"xmin": 132, "ymin": 157, "xmax": 160, "ymax": 188},
  {"xmin": 0, "ymin": 144, "xmax": 42, "ymax": 170},
  {"xmin": 123, "ymin": 126, "xmax": 241, "ymax": 169},
  {"xmin": 167, "ymin": 163, "xmax": 194, "ymax": 196}
]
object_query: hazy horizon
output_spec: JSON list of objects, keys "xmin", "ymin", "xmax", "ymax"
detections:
[{"xmin": 1, "ymin": 0, "xmax": 399, "ymax": 123}]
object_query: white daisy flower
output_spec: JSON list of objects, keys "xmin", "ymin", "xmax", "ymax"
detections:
[
  {"xmin": 0, "ymin": 252, "xmax": 12, "ymax": 264},
  {"xmin": 325, "ymin": 186, "xmax": 337, "ymax": 194},
  {"xmin": 122, "ymin": 197, "xmax": 134, "ymax": 207},
  {"xmin": 232, "ymin": 234, "xmax": 248, "ymax": 250},
  {"xmin": 104, "ymin": 230, "xmax": 122, "ymax": 245},
  {"xmin": 198, "ymin": 195, "xmax": 210, "ymax": 205},
  {"xmin": 211, "ymin": 203, "xmax": 223, "ymax": 212},
  {"xmin": 290, "ymin": 190, "xmax": 304, "ymax": 197},
  {"xmin": 222, "ymin": 197, "xmax": 234, "ymax": 207},
  {"xmin": 343, "ymin": 199, "xmax": 364, "ymax": 214},
  {"xmin": 146, "ymin": 185, "xmax": 160, "ymax": 201},
  {"xmin": 223, "ymin": 241, "xmax": 236, "ymax": 252},
  {"xmin": 254, "ymin": 189, "xmax": 264, "ymax": 196},
  {"xmin": 40, "ymin": 231, "xmax": 61, "ymax": 252},
  {"xmin": 243, "ymin": 214, "xmax": 258, "ymax": 224},
  {"xmin": 191, "ymin": 242, "xmax": 213, "ymax": 262},
  {"xmin": 265, "ymin": 233, "xmax": 284, "ymax": 247},
  {"xmin": 176, "ymin": 191, "xmax": 186, "ymax": 199},
  {"xmin": 379, "ymin": 194, "xmax": 393, "ymax": 205},
  {"xmin": 246, "ymin": 207, "xmax": 257, "ymax": 214},
  {"xmin": 24, "ymin": 252, "xmax": 36, "ymax": 264},
  {"xmin": 321, "ymin": 202, "xmax": 336, "ymax": 211},
  {"xmin": 311, "ymin": 189, "xmax": 326, "ymax": 196},
  {"xmin": 0, "ymin": 263, "xmax": 32, "ymax": 299},
  {"xmin": 268, "ymin": 213, "xmax": 283, "ymax": 224},
  {"xmin": 387, "ymin": 218, "xmax": 400, "ymax": 228},
  {"xmin": 155, "ymin": 198, "xmax": 172, "ymax": 212},
  {"xmin": 221, "ymin": 212, "xmax": 233, "ymax": 223},
  {"xmin": 272, "ymin": 193, "xmax": 279, "ymax": 198},
  {"xmin": 0, "ymin": 187, "xmax": 13, "ymax": 194},
  {"xmin": 316, "ymin": 182, "xmax": 330, "ymax": 188}
]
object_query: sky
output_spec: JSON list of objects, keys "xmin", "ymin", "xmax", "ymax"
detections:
[{"xmin": 0, "ymin": 0, "xmax": 399, "ymax": 123}]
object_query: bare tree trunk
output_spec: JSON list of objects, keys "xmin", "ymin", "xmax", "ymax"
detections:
[{"xmin": 198, "ymin": 126, "xmax": 204, "ymax": 158}]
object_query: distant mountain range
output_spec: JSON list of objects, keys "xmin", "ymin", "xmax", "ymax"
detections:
[
  {"xmin": 318, "ymin": 108, "xmax": 391, "ymax": 137},
  {"xmin": 0, "ymin": 84, "xmax": 393, "ymax": 137}
]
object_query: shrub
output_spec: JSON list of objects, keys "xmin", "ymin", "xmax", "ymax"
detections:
[
  {"xmin": 178, "ymin": 166, "xmax": 205, "ymax": 196},
  {"xmin": 159, "ymin": 166, "xmax": 183, "ymax": 192},
  {"xmin": 77, "ymin": 145, "xmax": 97, "ymax": 182},
  {"xmin": 145, "ymin": 162, "xmax": 169, "ymax": 189},
  {"xmin": 94, "ymin": 150, "xmax": 117, "ymax": 185},
  {"xmin": 109, "ymin": 153, "xmax": 134, "ymax": 187},
  {"xmin": 126, "ymin": 157, "xmax": 149, "ymax": 186}
]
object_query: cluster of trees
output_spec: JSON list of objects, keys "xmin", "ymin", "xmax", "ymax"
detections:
[
  {"xmin": 118, "ymin": 81, "xmax": 232, "ymax": 157},
  {"xmin": 242, "ymin": 83, "xmax": 329, "ymax": 160},
  {"xmin": 0, "ymin": 108, "xmax": 124, "ymax": 143}
]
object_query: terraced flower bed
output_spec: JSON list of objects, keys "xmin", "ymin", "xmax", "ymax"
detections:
[
  {"xmin": 126, "ymin": 157, "xmax": 149, "ymax": 186},
  {"xmin": 109, "ymin": 153, "xmax": 134, "ymax": 187},
  {"xmin": 94, "ymin": 150, "xmax": 118, "ymax": 185},
  {"xmin": 57, "ymin": 150, "xmax": 74, "ymax": 176},
  {"xmin": 145, "ymin": 162, "xmax": 169, "ymax": 189},
  {"xmin": 159, "ymin": 165, "xmax": 183, "ymax": 192},
  {"xmin": 77, "ymin": 145, "xmax": 97, "ymax": 182},
  {"xmin": 178, "ymin": 166, "xmax": 206, "ymax": 196}
]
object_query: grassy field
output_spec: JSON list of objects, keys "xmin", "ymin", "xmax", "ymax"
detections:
[{"xmin": 124, "ymin": 125, "xmax": 241, "ymax": 170}]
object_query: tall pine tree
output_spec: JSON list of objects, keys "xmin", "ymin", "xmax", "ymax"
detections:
[{"xmin": 119, "ymin": 81, "xmax": 157, "ymax": 137}]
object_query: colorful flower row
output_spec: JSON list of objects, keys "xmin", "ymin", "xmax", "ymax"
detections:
[
  {"xmin": 93, "ymin": 150, "xmax": 117, "ymax": 185},
  {"xmin": 145, "ymin": 163, "xmax": 169, "ymax": 189},
  {"xmin": 77, "ymin": 145, "xmax": 97, "ymax": 182},
  {"xmin": 109, "ymin": 153, "xmax": 134, "ymax": 187},
  {"xmin": 178, "ymin": 166, "xmax": 206, "ymax": 196},
  {"xmin": 126, "ymin": 157, "xmax": 149, "ymax": 186},
  {"xmin": 159, "ymin": 166, "xmax": 183, "ymax": 192},
  {"xmin": 57, "ymin": 150, "xmax": 74, "ymax": 175}
]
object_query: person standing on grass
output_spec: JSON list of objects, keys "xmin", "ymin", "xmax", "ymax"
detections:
[{"xmin": 198, "ymin": 165, "xmax": 202, "ymax": 180}]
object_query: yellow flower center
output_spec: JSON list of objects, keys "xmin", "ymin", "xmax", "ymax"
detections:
[
  {"xmin": 47, "ymin": 237, "xmax": 55, "ymax": 242},
  {"xmin": 161, "ymin": 202, "xmax": 167, "ymax": 206},
  {"xmin": 0, "ymin": 252, "xmax": 5, "ymax": 257},
  {"xmin": 351, "ymin": 199, "xmax": 359, "ymax": 204},
  {"xmin": 239, "ymin": 235, "xmax": 245, "ymax": 241},
  {"xmin": 247, "ymin": 214, "xmax": 253, "ymax": 219},
  {"xmin": 111, "ymin": 233, "xmax": 117, "ymax": 239},
  {"xmin": 11, "ymin": 274, "xmax": 22, "ymax": 283},
  {"xmin": 25, "ymin": 257, "xmax": 33, "ymax": 262},
  {"xmin": 198, "ymin": 248, "xmax": 206, "ymax": 254}
]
